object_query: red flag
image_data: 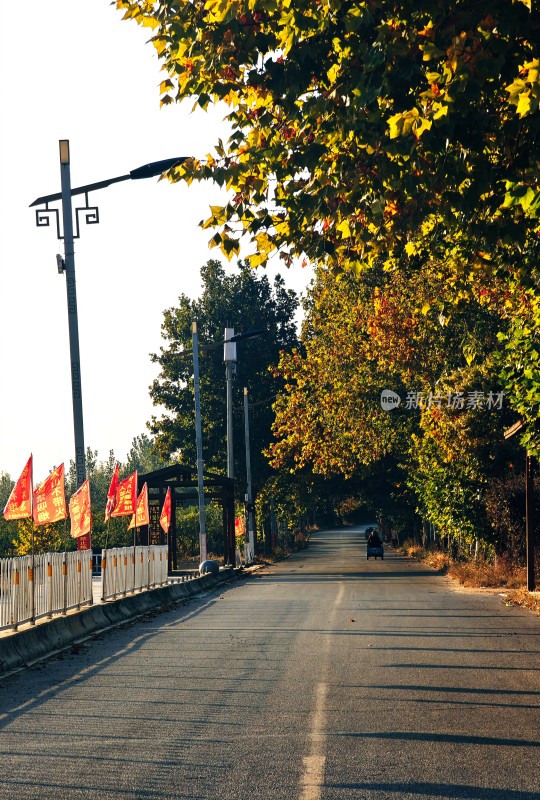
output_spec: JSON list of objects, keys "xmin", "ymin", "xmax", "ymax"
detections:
[
  {"xmin": 3, "ymin": 455, "xmax": 33, "ymax": 520},
  {"xmin": 159, "ymin": 487, "xmax": 172, "ymax": 533},
  {"xmin": 128, "ymin": 483, "xmax": 149, "ymax": 529},
  {"xmin": 111, "ymin": 471, "xmax": 137, "ymax": 518},
  {"xmin": 69, "ymin": 479, "xmax": 92, "ymax": 538},
  {"xmin": 33, "ymin": 464, "xmax": 67, "ymax": 526},
  {"xmin": 77, "ymin": 532, "xmax": 92, "ymax": 552},
  {"xmin": 235, "ymin": 515, "xmax": 245, "ymax": 538},
  {"xmin": 104, "ymin": 463, "xmax": 119, "ymax": 523}
]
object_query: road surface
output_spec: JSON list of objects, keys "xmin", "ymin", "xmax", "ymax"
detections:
[{"xmin": 0, "ymin": 526, "xmax": 539, "ymax": 799}]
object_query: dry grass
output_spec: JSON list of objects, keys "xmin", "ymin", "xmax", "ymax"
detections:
[
  {"xmin": 503, "ymin": 588, "xmax": 540, "ymax": 615},
  {"xmin": 400, "ymin": 542, "xmax": 451, "ymax": 572},
  {"xmin": 399, "ymin": 540, "xmax": 540, "ymax": 616},
  {"xmin": 448, "ymin": 556, "xmax": 526, "ymax": 589},
  {"xmin": 400, "ymin": 541, "xmax": 529, "ymax": 589}
]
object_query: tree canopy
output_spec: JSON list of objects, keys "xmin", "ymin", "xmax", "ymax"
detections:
[
  {"xmin": 116, "ymin": 0, "xmax": 540, "ymax": 551},
  {"xmin": 269, "ymin": 263, "xmax": 522, "ymax": 547},
  {"xmin": 118, "ymin": 0, "xmax": 540, "ymax": 452},
  {"xmin": 118, "ymin": 0, "xmax": 539, "ymax": 271}
]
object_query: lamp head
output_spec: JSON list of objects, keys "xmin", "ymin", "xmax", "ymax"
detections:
[
  {"xmin": 129, "ymin": 157, "xmax": 188, "ymax": 181},
  {"xmin": 59, "ymin": 140, "xmax": 70, "ymax": 165}
]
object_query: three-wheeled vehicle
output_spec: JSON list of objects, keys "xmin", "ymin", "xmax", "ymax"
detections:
[{"xmin": 367, "ymin": 543, "xmax": 384, "ymax": 560}]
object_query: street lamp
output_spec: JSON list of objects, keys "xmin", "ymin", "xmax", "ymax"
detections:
[
  {"xmin": 221, "ymin": 327, "xmax": 266, "ymax": 482},
  {"xmin": 180, "ymin": 326, "xmax": 265, "ymax": 566},
  {"xmin": 30, "ymin": 141, "xmax": 187, "ymax": 502}
]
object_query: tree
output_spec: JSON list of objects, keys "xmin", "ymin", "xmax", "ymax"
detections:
[
  {"xmin": 117, "ymin": 0, "xmax": 539, "ymax": 269},
  {"xmin": 125, "ymin": 433, "xmax": 168, "ymax": 475},
  {"xmin": 149, "ymin": 259, "xmax": 299, "ymax": 495},
  {"xmin": 118, "ymin": 0, "xmax": 540, "ymax": 452},
  {"xmin": 14, "ymin": 518, "xmax": 73, "ymax": 556},
  {"xmin": 0, "ymin": 472, "xmax": 15, "ymax": 557},
  {"xmin": 268, "ymin": 253, "xmax": 518, "ymax": 546}
]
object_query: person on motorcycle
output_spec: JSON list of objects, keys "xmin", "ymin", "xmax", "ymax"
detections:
[{"xmin": 367, "ymin": 529, "xmax": 382, "ymax": 548}]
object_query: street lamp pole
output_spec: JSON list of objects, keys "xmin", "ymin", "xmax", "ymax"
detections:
[
  {"xmin": 191, "ymin": 320, "xmax": 208, "ymax": 563},
  {"xmin": 31, "ymin": 140, "xmax": 187, "ymax": 509},
  {"xmin": 58, "ymin": 140, "xmax": 86, "ymax": 489}
]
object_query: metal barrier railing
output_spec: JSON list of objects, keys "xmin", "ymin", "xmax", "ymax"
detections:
[
  {"xmin": 100, "ymin": 545, "xmax": 168, "ymax": 601},
  {"xmin": 1, "ymin": 545, "xmax": 171, "ymax": 632},
  {"xmin": 0, "ymin": 550, "xmax": 93, "ymax": 632}
]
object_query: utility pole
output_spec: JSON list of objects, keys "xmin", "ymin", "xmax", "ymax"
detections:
[
  {"xmin": 526, "ymin": 452, "xmax": 536, "ymax": 591},
  {"xmin": 224, "ymin": 328, "xmax": 237, "ymax": 479},
  {"xmin": 192, "ymin": 320, "xmax": 207, "ymax": 563},
  {"xmin": 243, "ymin": 387, "xmax": 255, "ymax": 561},
  {"xmin": 504, "ymin": 420, "xmax": 536, "ymax": 591}
]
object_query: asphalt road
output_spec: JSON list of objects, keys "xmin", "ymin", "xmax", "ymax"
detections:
[{"xmin": 0, "ymin": 526, "xmax": 539, "ymax": 800}]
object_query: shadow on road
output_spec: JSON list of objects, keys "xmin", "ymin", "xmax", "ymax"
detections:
[
  {"xmin": 327, "ymin": 781, "xmax": 540, "ymax": 800},
  {"xmin": 329, "ymin": 729, "xmax": 540, "ymax": 748}
]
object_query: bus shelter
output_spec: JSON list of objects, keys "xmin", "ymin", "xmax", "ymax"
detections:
[{"xmin": 136, "ymin": 465, "xmax": 236, "ymax": 570}]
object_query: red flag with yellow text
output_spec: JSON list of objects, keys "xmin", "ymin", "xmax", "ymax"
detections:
[
  {"xmin": 33, "ymin": 464, "xmax": 67, "ymax": 526},
  {"xmin": 3, "ymin": 455, "xmax": 33, "ymax": 520},
  {"xmin": 128, "ymin": 483, "xmax": 149, "ymax": 529},
  {"xmin": 235, "ymin": 515, "xmax": 245, "ymax": 538},
  {"xmin": 104, "ymin": 462, "xmax": 119, "ymax": 523},
  {"xmin": 159, "ymin": 487, "xmax": 172, "ymax": 534},
  {"xmin": 69, "ymin": 479, "xmax": 92, "ymax": 538},
  {"xmin": 111, "ymin": 471, "xmax": 137, "ymax": 518}
]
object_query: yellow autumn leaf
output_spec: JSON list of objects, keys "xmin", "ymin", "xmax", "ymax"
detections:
[
  {"xmin": 160, "ymin": 79, "xmax": 174, "ymax": 94},
  {"xmin": 248, "ymin": 251, "xmax": 268, "ymax": 268},
  {"xmin": 336, "ymin": 219, "xmax": 351, "ymax": 238},
  {"xmin": 255, "ymin": 231, "xmax": 275, "ymax": 253},
  {"xmin": 388, "ymin": 109, "xmax": 420, "ymax": 139},
  {"xmin": 327, "ymin": 63, "xmax": 340, "ymax": 85},
  {"xmin": 415, "ymin": 117, "xmax": 432, "ymax": 138},
  {"xmin": 516, "ymin": 91, "xmax": 532, "ymax": 117}
]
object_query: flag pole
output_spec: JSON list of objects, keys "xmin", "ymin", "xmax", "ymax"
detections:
[
  {"xmin": 30, "ymin": 523, "xmax": 35, "ymax": 625},
  {"xmin": 30, "ymin": 457, "xmax": 35, "ymax": 625}
]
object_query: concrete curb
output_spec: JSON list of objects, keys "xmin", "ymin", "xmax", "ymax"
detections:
[{"xmin": 0, "ymin": 567, "xmax": 238, "ymax": 677}]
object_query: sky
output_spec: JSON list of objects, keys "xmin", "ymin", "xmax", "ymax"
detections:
[{"xmin": 0, "ymin": 1, "xmax": 313, "ymax": 483}]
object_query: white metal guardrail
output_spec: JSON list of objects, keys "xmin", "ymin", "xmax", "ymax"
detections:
[
  {"xmin": 1, "ymin": 545, "xmax": 171, "ymax": 632},
  {"xmin": 100, "ymin": 545, "xmax": 168, "ymax": 601},
  {"xmin": 0, "ymin": 550, "xmax": 93, "ymax": 632}
]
